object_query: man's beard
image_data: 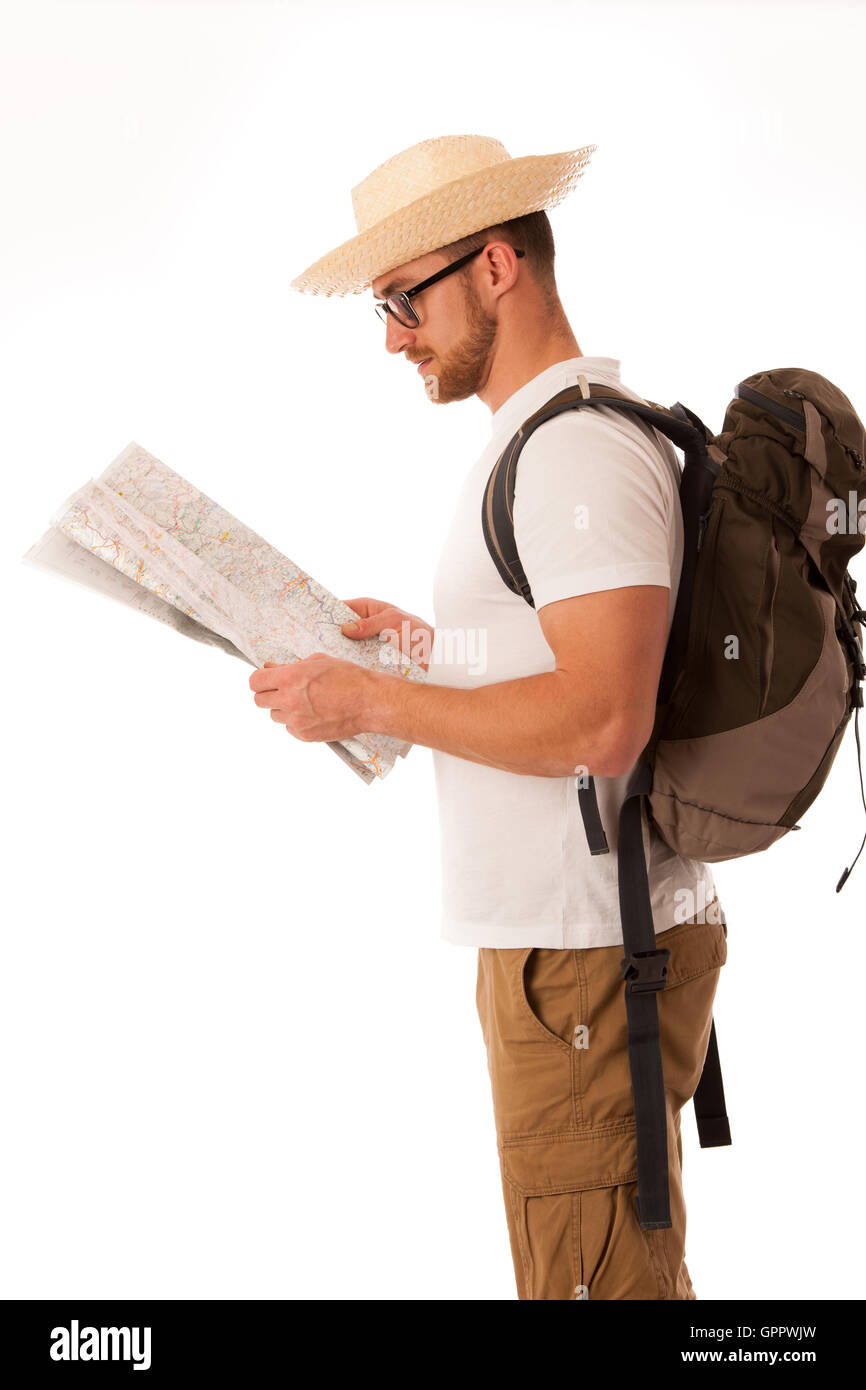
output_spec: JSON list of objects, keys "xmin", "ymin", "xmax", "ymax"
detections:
[{"xmin": 424, "ymin": 278, "xmax": 498, "ymax": 404}]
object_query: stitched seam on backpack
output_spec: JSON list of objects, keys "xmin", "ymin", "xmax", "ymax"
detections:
[{"xmin": 652, "ymin": 792, "xmax": 782, "ymax": 829}]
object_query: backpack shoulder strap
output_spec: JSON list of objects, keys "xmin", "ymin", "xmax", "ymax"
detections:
[
  {"xmin": 481, "ymin": 377, "xmax": 709, "ymax": 608},
  {"xmin": 481, "ymin": 376, "xmax": 716, "ymax": 713}
]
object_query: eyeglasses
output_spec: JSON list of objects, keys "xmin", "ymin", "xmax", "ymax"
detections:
[{"xmin": 374, "ymin": 245, "xmax": 525, "ymax": 328}]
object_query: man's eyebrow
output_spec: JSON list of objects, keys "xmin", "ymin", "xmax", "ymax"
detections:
[{"xmin": 374, "ymin": 276, "xmax": 412, "ymax": 299}]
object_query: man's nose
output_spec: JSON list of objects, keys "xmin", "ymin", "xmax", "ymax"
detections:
[{"xmin": 384, "ymin": 313, "xmax": 416, "ymax": 355}]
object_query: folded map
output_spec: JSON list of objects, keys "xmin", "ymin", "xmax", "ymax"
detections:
[{"xmin": 23, "ymin": 441, "xmax": 427, "ymax": 782}]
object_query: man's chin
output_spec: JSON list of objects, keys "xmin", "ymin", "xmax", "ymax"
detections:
[
  {"xmin": 423, "ymin": 373, "xmax": 475, "ymax": 405},
  {"xmin": 422, "ymin": 371, "xmax": 441, "ymax": 403}
]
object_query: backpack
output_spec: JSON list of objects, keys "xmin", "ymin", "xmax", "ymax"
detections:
[{"xmin": 481, "ymin": 367, "xmax": 866, "ymax": 1230}]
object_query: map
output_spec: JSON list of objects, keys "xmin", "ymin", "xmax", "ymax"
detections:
[{"xmin": 23, "ymin": 441, "xmax": 427, "ymax": 782}]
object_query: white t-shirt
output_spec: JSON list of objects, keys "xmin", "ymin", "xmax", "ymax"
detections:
[{"xmin": 427, "ymin": 355, "xmax": 716, "ymax": 949}]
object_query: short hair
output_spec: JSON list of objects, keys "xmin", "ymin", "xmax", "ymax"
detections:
[{"xmin": 433, "ymin": 209, "xmax": 558, "ymax": 309}]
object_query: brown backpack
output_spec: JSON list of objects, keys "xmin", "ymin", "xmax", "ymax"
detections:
[{"xmin": 481, "ymin": 367, "xmax": 866, "ymax": 1228}]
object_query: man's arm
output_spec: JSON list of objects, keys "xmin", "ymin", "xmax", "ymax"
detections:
[{"xmin": 363, "ymin": 584, "xmax": 670, "ymax": 778}]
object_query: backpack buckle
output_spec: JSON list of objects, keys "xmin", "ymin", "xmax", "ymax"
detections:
[{"xmin": 620, "ymin": 948, "xmax": 672, "ymax": 995}]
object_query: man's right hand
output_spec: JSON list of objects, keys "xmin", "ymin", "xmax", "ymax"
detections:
[{"xmin": 341, "ymin": 597, "xmax": 434, "ymax": 672}]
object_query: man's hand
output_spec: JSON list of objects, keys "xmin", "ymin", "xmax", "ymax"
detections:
[
  {"xmin": 341, "ymin": 596, "xmax": 434, "ymax": 671},
  {"xmin": 249, "ymin": 654, "xmax": 376, "ymax": 742}
]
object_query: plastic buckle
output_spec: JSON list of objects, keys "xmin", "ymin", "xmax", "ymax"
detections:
[{"xmin": 620, "ymin": 947, "xmax": 672, "ymax": 995}]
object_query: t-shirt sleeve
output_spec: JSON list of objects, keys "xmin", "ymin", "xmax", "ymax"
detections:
[{"xmin": 511, "ymin": 408, "xmax": 676, "ymax": 612}]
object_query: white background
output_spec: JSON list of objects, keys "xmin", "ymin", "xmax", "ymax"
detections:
[{"xmin": 3, "ymin": 0, "xmax": 864, "ymax": 1301}]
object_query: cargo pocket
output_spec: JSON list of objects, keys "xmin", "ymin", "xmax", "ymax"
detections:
[
  {"xmin": 500, "ymin": 1145, "xmax": 669, "ymax": 1300},
  {"xmin": 575, "ymin": 1179, "xmax": 670, "ymax": 1300}
]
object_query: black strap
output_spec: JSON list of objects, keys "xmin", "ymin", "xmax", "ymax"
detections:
[
  {"xmin": 617, "ymin": 762, "xmax": 672, "ymax": 1230},
  {"xmin": 618, "ymin": 764, "xmax": 733, "ymax": 1227},
  {"xmin": 578, "ymin": 779, "xmax": 609, "ymax": 855},
  {"xmin": 693, "ymin": 1019, "xmax": 732, "ymax": 1147}
]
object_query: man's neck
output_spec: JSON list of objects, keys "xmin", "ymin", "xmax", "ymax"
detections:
[{"xmin": 478, "ymin": 330, "xmax": 584, "ymax": 415}]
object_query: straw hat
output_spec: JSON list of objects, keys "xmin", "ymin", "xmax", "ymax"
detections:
[{"xmin": 289, "ymin": 134, "xmax": 597, "ymax": 299}]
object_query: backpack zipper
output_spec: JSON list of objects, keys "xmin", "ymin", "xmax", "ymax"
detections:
[
  {"xmin": 736, "ymin": 382, "xmax": 806, "ymax": 431},
  {"xmin": 757, "ymin": 525, "xmax": 781, "ymax": 717}
]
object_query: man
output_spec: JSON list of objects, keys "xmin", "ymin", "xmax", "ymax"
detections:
[{"xmin": 251, "ymin": 134, "xmax": 727, "ymax": 1299}]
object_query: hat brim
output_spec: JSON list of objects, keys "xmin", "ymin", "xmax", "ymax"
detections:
[{"xmin": 290, "ymin": 144, "xmax": 597, "ymax": 298}]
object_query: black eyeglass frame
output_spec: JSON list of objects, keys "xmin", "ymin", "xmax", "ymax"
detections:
[{"xmin": 374, "ymin": 245, "xmax": 525, "ymax": 328}]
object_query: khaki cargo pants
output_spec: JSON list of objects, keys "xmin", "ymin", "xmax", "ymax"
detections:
[{"xmin": 476, "ymin": 897, "xmax": 727, "ymax": 1300}]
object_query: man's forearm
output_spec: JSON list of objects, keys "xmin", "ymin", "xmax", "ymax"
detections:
[{"xmin": 362, "ymin": 667, "xmax": 624, "ymax": 778}]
